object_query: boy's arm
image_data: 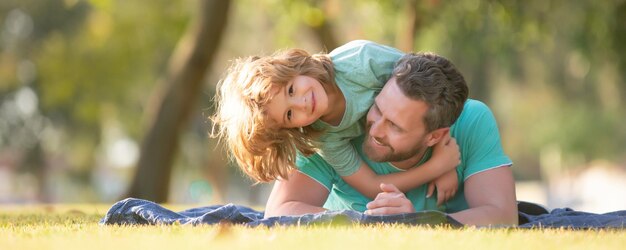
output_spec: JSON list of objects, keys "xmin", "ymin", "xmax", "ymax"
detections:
[
  {"xmin": 427, "ymin": 169, "xmax": 459, "ymax": 206},
  {"xmin": 342, "ymin": 134, "xmax": 460, "ymax": 199},
  {"xmin": 264, "ymin": 170, "xmax": 330, "ymax": 218},
  {"xmin": 342, "ymin": 158, "xmax": 453, "ymax": 199}
]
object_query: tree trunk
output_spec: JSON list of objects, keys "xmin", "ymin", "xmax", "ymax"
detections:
[
  {"xmin": 306, "ymin": 0, "xmax": 339, "ymax": 50},
  {"xmin": 127, "ymin": 0, "xmax": 231, "ymax": 202},
  {"xmin": 614, "ymin": 1, "xmax": 626, "ymax": 104},
  {"xmin": 202, "ymin": 139, "xmax": 229, "ymax": 203},
  {"xmin": 309, "ymin": 20, "xmax": 339, "ymax": 51},
  {"xmin": 396, "ymin": 0, "xmax": 420, "ymax": 52}
]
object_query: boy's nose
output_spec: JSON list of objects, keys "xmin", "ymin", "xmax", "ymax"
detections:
[{"xmin": 291, "ymin": 97, "xmax": 306, "ymax": 110}]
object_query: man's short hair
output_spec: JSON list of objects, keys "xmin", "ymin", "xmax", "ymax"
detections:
[{"xmin": 392, "ymin": 52, "xmax": 469, "ymax": 132}]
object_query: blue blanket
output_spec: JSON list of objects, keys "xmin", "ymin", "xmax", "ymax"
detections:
[{"xmin": 100, "ymin": 198, "xmax": 626, "ymax": 229}]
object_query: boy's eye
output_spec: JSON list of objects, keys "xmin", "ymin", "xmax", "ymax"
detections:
[
  {"xmin": 287, "ymin": 110, "xmax": 292, "ymax": 121},
  {"xmin": 288, "ymin": 85, "xmax": 294, "ymax": 96}
]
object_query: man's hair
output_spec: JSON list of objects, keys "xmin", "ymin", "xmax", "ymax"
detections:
[
  {"xmin": 210, "ymin": 49, "xmax": 333, "ymax": 182},
  {"xmin": 392, "ymin": 52, "xmax": 469, "ymax": 132}
]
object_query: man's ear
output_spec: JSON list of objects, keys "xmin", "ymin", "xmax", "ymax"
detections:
[{"xmin": 425, "ymin": 127, "xmax": 450, "ymax": 147}]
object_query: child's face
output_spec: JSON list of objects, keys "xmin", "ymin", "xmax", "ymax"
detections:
[{"xmin": 266, "ymin": 75, "xmax": 328, "ymax": 129}]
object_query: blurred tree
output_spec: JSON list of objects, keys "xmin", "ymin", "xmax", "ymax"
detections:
[
  {"xmin": 395, "ymin": 0, "xmax": 419, "ymax": 52},
  {"xmin": 1, "ymin": 0, "xmax": 625, "ymax": 203},
  {"xmin": 34, "ymin": 0, "xmax": 190, "ymax": 201},
  {"xmin": 304, "ymin": 0, "xmax": 339, "ymax": 50},
  {"xmin": 127, "ymin": 0, "xmax": 231, "ymax": 202},
  {"xmin": 262, "ymin": 0, "xmax": 340, "ymax": 50},
  {"xmin": 0, "ymin": 0, "xmax": 91, "ymax": 202},
  {"xmin": 2, "ymin": 0, "xmax": 192, "ymax": 201},
  {"xmin": 612, "ymin": 1, "xmax": 626, "ymax": 99}
]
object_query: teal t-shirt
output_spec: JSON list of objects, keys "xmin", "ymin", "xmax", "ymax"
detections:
[
  {"xmin": 309, "ymin": 40, "xmax": 405, "ymax": 176},
  {"xmin": 296, "ymin": 99, "xmax": 513, "ymax": 213}
]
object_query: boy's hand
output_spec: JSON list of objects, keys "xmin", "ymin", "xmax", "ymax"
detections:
[
  {"xmin": 431, "ymin": 133, "xmax": 461, "ymax": 174},
  {"xmin": 427, "ymin": 169, "xmax": 459, "ymax": 206}
]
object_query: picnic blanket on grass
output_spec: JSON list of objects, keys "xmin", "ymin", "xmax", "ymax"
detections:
[{"xmin": 99, "ymin": 198, "xmax": 626, "ymax": 229}]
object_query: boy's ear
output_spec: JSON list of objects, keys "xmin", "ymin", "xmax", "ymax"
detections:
[{"xmin": 425, "ymin": 128, "xmax": 450, "ymax": 147}]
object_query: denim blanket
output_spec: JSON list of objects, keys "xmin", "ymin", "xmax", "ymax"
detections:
[{"xmin": 100, "ymin": 198, "xmax": 625, "ymax": 229}]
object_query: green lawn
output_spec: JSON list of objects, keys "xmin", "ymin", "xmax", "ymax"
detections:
[{"xmin": 1, "ymin": 204, "xmax": 624, "ymax": 250}]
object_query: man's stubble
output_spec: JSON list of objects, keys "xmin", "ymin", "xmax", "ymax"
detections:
[{"xmin": 361, "ymin": 121, "xmax": 429, "ymax": 163}]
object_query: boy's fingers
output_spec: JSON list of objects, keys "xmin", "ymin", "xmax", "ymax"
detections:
[
  {"xmin": 437, "ymin": 188, "xmax": 445, "ymax": 206},
  {"xmin": 427, "ymin": 182, "xmax": 435, "ymax": 198},
  {"xmin": 441, "ymin": 133, "xmax": 451, "ymax": 145},
  {"xmin": 380, "ymin": 183, "xmax": 401, "ymax": 193}
]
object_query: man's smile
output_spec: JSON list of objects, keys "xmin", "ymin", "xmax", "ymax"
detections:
[{"xmin": 372, "ymin": 136, "xmax": 385, "ymax": 146}]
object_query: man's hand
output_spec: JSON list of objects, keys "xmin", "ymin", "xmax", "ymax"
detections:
[
  {"xmin": 427, "ymin": 169, "xmax": 459, "ymax": 206},
  {"xmin": 364, "ymin": 183, "xmax": 415, "ymax": 215}
]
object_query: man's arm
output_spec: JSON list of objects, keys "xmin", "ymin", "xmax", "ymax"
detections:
[
  {"xmin": 264, "ymin": 170, "xmax": 330, "ymax": 218},
  {"xmin": 449, "ymin": 166, "xmax": 518, "ymax": 226},
  {"xmin": 365, "ymin": 166, "xmax": 517, "ymax": 226}
]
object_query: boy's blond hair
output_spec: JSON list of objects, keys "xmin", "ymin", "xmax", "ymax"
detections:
[{"xmin": 211, "ymin": 49, "xmax": 335, "ymax": 182}]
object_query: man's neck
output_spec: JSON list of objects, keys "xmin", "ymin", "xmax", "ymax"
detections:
[{"xmin": 388, "ymin": 148, "xmax": 429, "ymax": 170}]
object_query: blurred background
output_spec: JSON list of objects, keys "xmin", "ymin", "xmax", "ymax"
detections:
[{"xmin": 0, "ymin": 0, "xmax": 624, "ymax": 213}]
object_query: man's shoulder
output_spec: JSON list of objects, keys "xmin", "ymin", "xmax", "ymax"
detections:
[
  {"xmin": 452, "ymin": 99, "xmax": 512, "ymax": 180},
  {"xmin": 452, "ymin": 99, "xmax": 494, "ymax": 130},
  {"xmin": 462, "ymin": 99, "xmax": 491, "ymax": 115}
]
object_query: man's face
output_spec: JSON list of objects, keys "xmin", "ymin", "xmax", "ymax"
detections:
[{"xmin": 363, "ymin": 77, "xmax": 431, "ymax": 163}]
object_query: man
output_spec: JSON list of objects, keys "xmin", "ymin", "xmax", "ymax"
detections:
[{"xmin": 264, "ymin": 52, "xmax": 518, "ymax": 226}]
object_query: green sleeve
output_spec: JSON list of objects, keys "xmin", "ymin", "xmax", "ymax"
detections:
[
  {"xmin": 330, "ymin": 40, "xmax": 404, "ymax": 89},
  {"xmin": 295, "ymin": 153, "xmax": 337, "ymax": 191},
  {"xmin": 456, "ymin": 100, "xmax": 513, "ymax": 180},
  {"xmin": 317, "ymin": 136, "xmax": 362, "ymax": 176}
]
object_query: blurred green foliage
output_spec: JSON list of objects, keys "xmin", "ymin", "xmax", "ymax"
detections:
[{"xmin": 0, "ymin": 0, "xmax": 624, "ymax": 202}]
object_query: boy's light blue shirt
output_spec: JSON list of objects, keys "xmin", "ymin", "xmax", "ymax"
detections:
[
  {"xmin": 309, "ymin": 40, "xmax": 405, "ymax": 176},
  {"xmin": 297, "ymin": 100, "xmax": 513, "ymax": 213}
]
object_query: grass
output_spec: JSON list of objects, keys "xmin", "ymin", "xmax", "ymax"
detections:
[{"xmin": 1, "ymin": 204, "xmax": 625, "ymax": 250}]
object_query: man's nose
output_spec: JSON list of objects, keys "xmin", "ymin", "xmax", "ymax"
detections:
[{"xmin": 369, "ymin": 120, "xmax": 384, "ymax": 138}]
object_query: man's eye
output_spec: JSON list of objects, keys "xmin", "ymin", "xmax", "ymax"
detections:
[
  {"xmin": 288, "ymin": 85, "xmax": 294, "ymax": 96},
  {"xmin": 287, "ymin": 110, "xmax": 292, "ymax": 120},
  {"xmin": 373, "ymin": 104, "xmax": 380, "ymax": 113},
  {"xmin": 391, "ymin": 123, "xmax": 402, "ymax": 132}
]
